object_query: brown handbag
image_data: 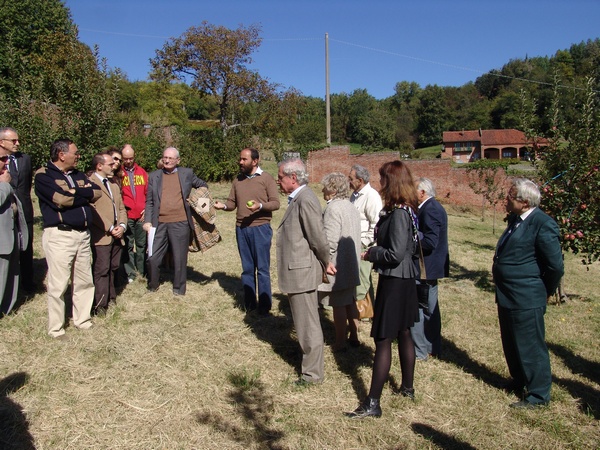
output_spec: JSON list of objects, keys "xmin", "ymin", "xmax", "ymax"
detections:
[{"xmin": 356, "ymin": 291, "xmax": 374, "ymax": 320}]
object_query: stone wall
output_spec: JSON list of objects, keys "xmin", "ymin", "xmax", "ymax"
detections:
[{"xmin": 307, "ymin": 146, "xmax": 506, "ymax": 210}]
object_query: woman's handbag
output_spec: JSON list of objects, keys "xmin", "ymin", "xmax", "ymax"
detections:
[
  {"xmin": 416, "ymin": 237, "xmax": 430, "ymax": 314},
  {"xmin": 356, "ymin": 291, "xmax": 374, "ymax": 320}
]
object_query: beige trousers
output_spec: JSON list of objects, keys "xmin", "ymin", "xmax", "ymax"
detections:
[{"xmin": 43, "ymin": 227, "xmax": 94, "ymax": 337}]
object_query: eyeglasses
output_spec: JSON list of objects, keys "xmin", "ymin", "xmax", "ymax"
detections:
[
  {"xmin": 507, "ymin": 193, "xmax": 520, "ymax": 201},
  {"xmin": 113, "ymin": 157, "xmax": 122, "ymax": 162},
  {"xmin": 162, "ymin": 157, "xmax": 178, "ymax": 161},
  {"xmin": 0, "ymin": 155, "xmax": 9, "ymax": 162},
  {"xmin": 1, "ymin": 138, "xmax": 19, "ymax": 144}
]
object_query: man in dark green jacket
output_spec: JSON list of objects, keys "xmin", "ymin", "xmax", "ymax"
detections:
[{"xmin": 493, "ymin": 178, "xmax": 563, "ymax": 409}]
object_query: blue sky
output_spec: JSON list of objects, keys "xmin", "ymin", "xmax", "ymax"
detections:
[{"xmin": 65, "ymin": 0, "xmax": 600, "ymax": 99}]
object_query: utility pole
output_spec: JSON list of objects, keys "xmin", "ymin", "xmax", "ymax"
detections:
[{"xmin": 325, "ymin": 32, "xmax": 331, "ymax": 145}]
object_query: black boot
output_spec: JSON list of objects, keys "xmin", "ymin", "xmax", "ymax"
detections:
[
  {"xmin": 346, "ymin": 397, "xmax": 382, "ymax": 418},
  {"xmin": 399, "ymin": 385, "xmax": 415, "ymax": 400}
]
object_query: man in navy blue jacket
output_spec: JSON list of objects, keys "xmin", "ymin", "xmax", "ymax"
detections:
[
  {"xmin": 410, "ymin": 178, "xmax": 449, "ymax": 360},
  {"xmin": 35, "ymin": 139, "xmax": 101, "ymax": 338}
]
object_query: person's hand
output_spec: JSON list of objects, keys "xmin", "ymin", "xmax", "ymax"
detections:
[
  {"xmin": 143, "ymin": 222, "xmax": 152, "ymax": 232},
  {"xmin": 246, "ymin": 200, "xmax": 260, "ymax": 212},
  {"xmin": 111, "ymin": 225, "xmax": 125, "ymax": 239},
  {"xmin": 214, "ymin": 201, "xmax": 226, "ymax": 210},
  {"xmin": 326, "ymin": 262, "xmax": 337, "ymax": 275},
  {"xmin": 140, "ymin": 209, "xmax": 145, "ymax": 222}
]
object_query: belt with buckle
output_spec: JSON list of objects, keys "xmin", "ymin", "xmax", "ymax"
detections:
[{"xmin": 55, "ymin": 224, "xmax": 88, "ymax": 232}]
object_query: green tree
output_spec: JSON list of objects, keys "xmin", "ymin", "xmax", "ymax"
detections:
[
  {"xmin": 289, "ymin": 95, "xmax": 326, "ymax": 150},
  {"xmin": 0, "ymin": 0, "xmax": 74, "ymax": 98},
  {"xmin": 330, "ymin": 92, "xmax": 351, "ymax": 143},
  {"xmin": 535, "ymin": 77, "xmax": 600, "ymax": 264},
  {"xmin": 150, "ymin": 21, "xmax": 275, "ymax": 135},
  {"xmin": 388, "ymin": 81, "xmax": 421, "ymax": 150},
  {"xmin": 0, "ymin": 2, "xmax": 119, "ymax": 169},
  {"xmin": 416, "ymin": 85, "xmax": 448, "ymax": 146}
]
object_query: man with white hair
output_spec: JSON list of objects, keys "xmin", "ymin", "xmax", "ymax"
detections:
[
  {"xmin": 348, "ymin": 164, "xmax": 382, "ymax": 306},
  {"xmin": 143, "ymin": 147, "xmax": 207, "ymax": 296},
  {"xmin": 276, "ymin": 158, "xmax": 335, "ymax": 385},
  {"xmin": 410, "ymin": 178, "xmax": 449, "ymax": 360},
  {"xmin": 493, "ymin": 178, "xmax": 563, "ymax": 409}
]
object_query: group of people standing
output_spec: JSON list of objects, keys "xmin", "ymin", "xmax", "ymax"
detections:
[
  {"xmin": 0, "ymin": 129, "xmax": 209, "ymax": 339},
  {"xmin": 33, "ymin": 139, "xmax": 153, "ymax": 337},
  {"xmin": 0, "ymin": 129, "xmax": 564, "ymax": 414}
]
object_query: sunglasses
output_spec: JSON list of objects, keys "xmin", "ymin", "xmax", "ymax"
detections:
[
  {"xmin": 0, "ymin": 155, "xmax": 8, "ymax": 162},
  {"xmin": 1, "ymin": 138, "xmax": 19, "ymax": 144},
  {"xmin": 113, "ymin": 156, "xmax": 122, "ymax": 162}
]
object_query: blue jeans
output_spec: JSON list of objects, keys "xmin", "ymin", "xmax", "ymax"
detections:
[
  {"xmin": 236, "ymin": 224, "xmax": 273, "ymax": 313},
  {"xmin": 410, "ymin": 281, "xmax": 441, "ymax": 359}
]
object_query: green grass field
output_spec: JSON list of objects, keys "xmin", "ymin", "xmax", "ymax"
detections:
[{"xmin": 0, "ymin": 184, "xmax": 598, "ymax": 449}]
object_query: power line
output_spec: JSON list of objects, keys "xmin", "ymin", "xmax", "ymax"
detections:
[
  {"xmin": 78, "ymin": 28, "xmax": 594, "ymax": 92},
  {"xmin": 330, "ymin": 38, "xmax": 593, "ymax": 92}
]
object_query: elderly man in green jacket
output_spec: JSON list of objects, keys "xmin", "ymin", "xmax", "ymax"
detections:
[{"xmin": 493, "ymin": 178, "xmax": 563, "ymax": 409}]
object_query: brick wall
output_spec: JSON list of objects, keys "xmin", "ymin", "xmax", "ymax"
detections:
[{"xmin": 307, "ymin": 146, "xmax": 507, "ymax": 210}]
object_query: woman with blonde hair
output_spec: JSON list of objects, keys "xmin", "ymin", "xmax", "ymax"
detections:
[
  {"xmin": 347, "ymin": 160, "xmax": 419, "ymax": 418},
  {"xmin": 318, "ymin": 172, "xmax": 362, "ymax": 352}
]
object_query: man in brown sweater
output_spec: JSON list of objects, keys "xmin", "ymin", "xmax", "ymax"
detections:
[
  {"xmin": 214, "ymin": 148, "xmax": 280, "ymax": 315},
  {"xmin": 143, "ymin": 147, "xmax": 207, "ymax": 295}
]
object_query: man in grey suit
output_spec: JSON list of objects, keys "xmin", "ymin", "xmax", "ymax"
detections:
[
  {"xmin": 493, "ymin": 178, "xmax": 563, "ymax": 409},
  {"xmin": 0, "ymin": 154, "xmax": 29, "ymax": 315},
  {"xmin": 276, "ymin": 158, "xmax": 335, "ymax": 384},
  {"xmin": 0, "ymin": 127, "xmax": 34, "ymax": 294},
  {"xmin": 143, "ymin": 147, "xmax": 207, "ymax": 296}
]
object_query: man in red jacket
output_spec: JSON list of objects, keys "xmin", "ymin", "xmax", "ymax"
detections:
[{"xmin": 121, "ymin": 144, "xmax": 148, "ymax": 282}]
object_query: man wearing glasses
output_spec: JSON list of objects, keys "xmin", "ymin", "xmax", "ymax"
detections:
[
  {"xmin": 0, "ymin": 151, "xmax": 28, "ymax": 315},
  {"xmin": 34, "ymin": 139, "xmax": 102, "ymax": 339},
  {"xmin": 493, "ymin": 178, "xmax": 563, "ymax": 409},
  {"xmin": 0, "ymin": 127, "xmax": 35, "ymax": 294},
  {"xmin": 88, "ymin": 153, "xmax": 127, "ymax": 315},
  {"xmin": 143, "ymin": 147, "xmax": 207, "ymax": 296}
]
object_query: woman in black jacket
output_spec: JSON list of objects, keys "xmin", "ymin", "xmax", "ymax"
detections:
[{"xmin": 347, "ymin": 160, "xmax": 420, "ymax": 419}]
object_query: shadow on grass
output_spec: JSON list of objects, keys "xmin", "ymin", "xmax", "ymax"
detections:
[
  {"xmin": 551, "ymin": 375, "xmax": 600, "ymax": 419},
  {"xmin": 463, "ymin": 241, "xmax": 497, "ymax": 252},
  {"xmin": 11, "ymin": 256, "xmax": 47, "ymax": 314},
  {"xmin": 449, "ymin": 261, "xmax": 495, "ymax": 293},
  {"xmin": 547, "ymin": 342, "xmax": 600, "ymax": 386},
  {"xmin": 440, "ymin": 336, "xmax": 507, "ymax": 390},
  {"xmin": 196, "ymin": 374, "xmax": 285, "ymax": 449},
  {"xmin": 0, "ymin": 372, "xmax": 35, "ymax": 450},
  {"xmin": 548, "ymin": 341, "xmax": 600, "ymax": 418},
  {"xmin": 319, "ymin": 311, "xmax": 373, "ymax": 400},
  {"xmin": 411, "ymin": 423, "xmax": 477, "ymax": 450},
  {"xmin": 214, "ymin": 270, "xmax": 373, "ymax": 397}
]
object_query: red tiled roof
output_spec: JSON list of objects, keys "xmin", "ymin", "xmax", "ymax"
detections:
[
  {"xmin": 442, "ymin": 130, "xmax": 482, "ymax": 142},
  {"xmin": 481, "ymin": 129, "xmax": 527, "ymax": 145},
  {"xmin": 442, "ymin": 129, "xmax": 548, "ymax": 146}
]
